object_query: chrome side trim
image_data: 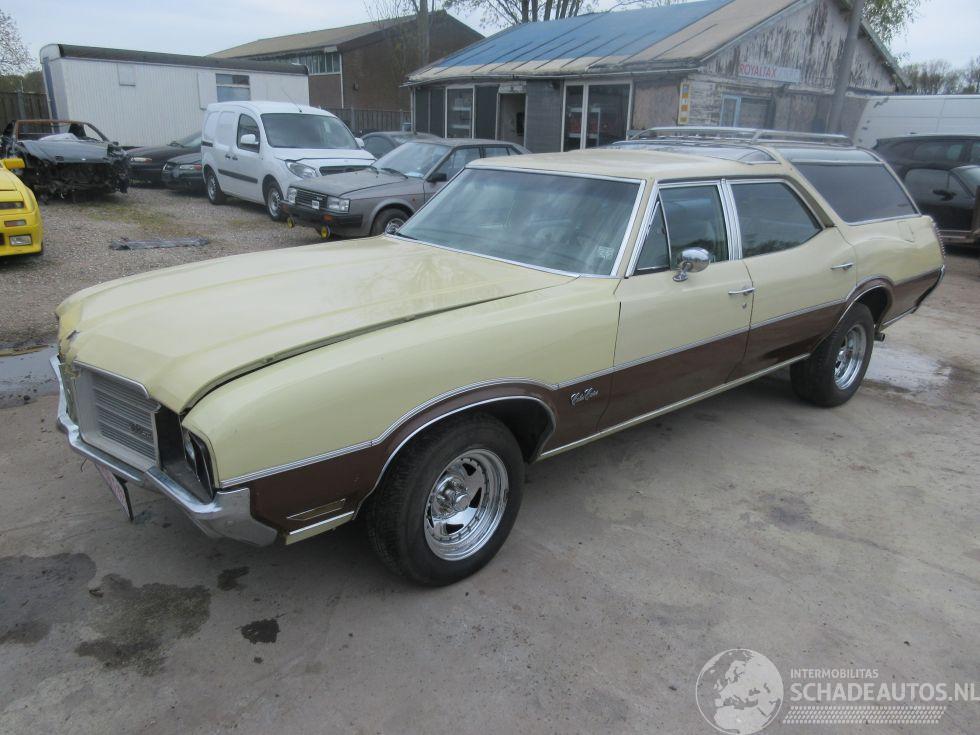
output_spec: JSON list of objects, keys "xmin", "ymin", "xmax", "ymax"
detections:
[
  {"xmin": 220, "ymin": 391, "xmax": 558, "ymax": 488},
  {"xmin": 881, "ymin": 306, "xmax": 917, "ymax": 328},
  {"xmin": 539, "ymin": 355, "xmax": 810, "ymax": 460},
  {"xmin": 52, "ymin": 356, "xmax": 277, "ymax": 546},
  {"xmin": 284, "ymin": 511, "xmax": 356, "ymax": 544}
]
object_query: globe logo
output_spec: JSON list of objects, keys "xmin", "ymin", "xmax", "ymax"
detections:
[{"xmin": 696, "ymin": 649, "xmax": 784, "ymax": 734}]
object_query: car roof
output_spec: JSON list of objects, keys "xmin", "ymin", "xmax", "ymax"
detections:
[
  {"xmin": 468, "ymin": 147, "xmax": 785, "ymax": 181},
  {"xmin": 878, "ymin": 134, "xmax": 980, "ymax": 144},
  {"xmin": 205, "ymin": 101, "xmax": 337, "ymax": 118}
]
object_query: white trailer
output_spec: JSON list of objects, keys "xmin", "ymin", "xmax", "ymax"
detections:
[
  {"xmin": 39, "ymin": 45, "xmax": 309, "ymax": 147},
  {"xmin": 854, "ymin": 95, "xmax": 980, "ymax": 149}
]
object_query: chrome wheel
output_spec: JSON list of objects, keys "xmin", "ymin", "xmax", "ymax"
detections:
[
  {"xmin": 267, "ymin": 186, "xmax": 281, "ymax": 218},
  {"xmin": 834, "ymin": 323, "xmax": 867, "ymax": 390},
  {"xmin": 424, "ymin": 449, "xmax": 508, "ymax": 561},
  {"xmin": 384, "ymin": 217, "xmax": 405, "ymax": 234},
  {"xmin": 206, "ymin": 173, "xmax": 217, "ymax": 199}
]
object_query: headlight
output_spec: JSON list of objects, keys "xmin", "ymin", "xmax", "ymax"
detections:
[
  {"xmin": 129, "ymin": 156, "xmax": 152, "ymax": 163},
  {"xmin": 326, "ymin": 196, "xmax": 350, "ymax": 213},
  {"xmin": 287, "ymin": 188, "xmax": 297, "ymax": 204},
  {"xmin": 9, "ymin": 235, "xmax": 32, "ymax": 245},
  {"xmin": 178, "ymin": 163, "xmax": 202, "ymax": 171},
  {"xmin": 287, "ymin": 161, "xmax": 318, "ymax": 179}
]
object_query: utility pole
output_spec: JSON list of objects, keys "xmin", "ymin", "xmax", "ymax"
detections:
[
  {"xmin": 418, "ymin": 0, "xmax": 430, "ymax": 67},
  {"xmin": 828, "ymin": 0, "xmax": 866, "ymax": 133}
]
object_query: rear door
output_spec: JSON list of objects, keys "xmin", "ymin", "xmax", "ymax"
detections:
[
  {"xmin": 601, "ymin": 182, "xmax": 753, "ymax": 429},
  {"xmin": 728, "ymin": 179, "xmax": 856, "ymax": 379}
]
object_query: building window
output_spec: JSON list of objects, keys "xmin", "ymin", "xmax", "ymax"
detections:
[
  {"xmin": 260, "ymin": 50, "xmax": 340, "ymax": 75},
  {"xmin": 563, "ymin": 82, "xmax": 631, "ymax": 151},
  {"xmin": 446, "ymin": 87, "xmax": 474, "ymax": 138},
  {"xmin": 216, "ymin": 73, "xmax": 250, "ymax": 102},
  {"xmin": 720, "ymin": 94, "xmax": 771, "ymax": 127}
]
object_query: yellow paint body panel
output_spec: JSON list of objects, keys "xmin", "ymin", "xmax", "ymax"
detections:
[{"xmin": 0, "ymin": 165, "xmax": 43, "ymax": 257}]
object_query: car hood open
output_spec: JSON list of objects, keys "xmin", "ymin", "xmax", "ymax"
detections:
[
  {"xmin": 19, "ymin": 139, "xmax": 119, "ymax": 163},
  {"xmin": 57, "ymin": 237, "xmax": 572, "ymax": 411}
]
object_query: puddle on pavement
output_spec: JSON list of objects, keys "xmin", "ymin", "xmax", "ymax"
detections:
[
  {"xmin": 0, "ymin": 344, "xmax": 58, "ymax": 408},
  {"xmin": 865, "ymin": 342, "xmax": 951, "ymax": 401}
]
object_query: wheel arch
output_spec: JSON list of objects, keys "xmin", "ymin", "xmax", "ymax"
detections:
[
  {"xmin": 261, "ymin": 174, "xmax": 280, "ymax": 196},
  {"xmin": 371, "ymin": 201, "xmax": 414, "ymax": 229}
]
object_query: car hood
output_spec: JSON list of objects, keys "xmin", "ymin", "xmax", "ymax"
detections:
[
  {"xmin": 19, "ymin": 139, "xmax": 119, "ymax": 163},
  {"xmin": 275, "ymin": 148, "xmax": 375, "ymax": 166},
  {"xmin": 166, "ymin": 151, "xmax": 202, "ymax": 165},
  {"xmin": 57, "ymin": 237, "xmax": 572, "ymax": 411},
  {"xmin": 128, "ymin": 144, "xmax": 195, "ymax": 162},
  {"xmin": 295, "ymin": 168, "xmax": 409, "ymax": 196}
]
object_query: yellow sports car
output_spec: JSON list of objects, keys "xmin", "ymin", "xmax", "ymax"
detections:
[{"xmin": 0, "ymin": 157, "xmax": 43, "ymax": 257}]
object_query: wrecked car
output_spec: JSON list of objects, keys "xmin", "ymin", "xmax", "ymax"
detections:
[{"xmin": 0, "ymin": 119, "xmax": 129, "ymax": 199}]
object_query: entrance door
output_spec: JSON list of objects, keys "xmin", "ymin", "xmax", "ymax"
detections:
[
  {"xmin": 600, "ymin": 183, "xmax": 753, "ymax": 430},
  {"xmin": 497, "ymin": 94, "xmax": 526, "ymax": 145}
]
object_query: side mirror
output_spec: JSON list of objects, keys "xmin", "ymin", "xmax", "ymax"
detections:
[
  {"xmin": 238, "ymin": 133, "xmax": 258, "ymax": 149},
  {"xmin": 428, "ymin": 171, "xmax": 448, "ymax": 184},
  {"xmin": 2, "ymin": 158, "xmax": 25, "ymax": 170},
  {"xmin": 673, "ymin": 247, "xmax": 711, "ymax": 282},
  {"xmin": 355, "ymin": 137, "xmax": 365, "ymax": 149}
]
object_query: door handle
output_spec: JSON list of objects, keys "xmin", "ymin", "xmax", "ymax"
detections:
[
  {"xmin": 728, "ymin": 286, "xmax": 756, "ymax": 296},
  {"xmin": 831, "ymin": 262, "xmax": 854, "ymax": 271},
  {"xmin": 225, "ymin": 154, "xmax": 238, "ymax": 160}
]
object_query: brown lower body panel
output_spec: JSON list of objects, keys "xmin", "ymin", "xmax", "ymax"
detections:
[
  {"xmin": 731, "ymin": 302, "xmax": 844, "ymax": 380},
  {"xmin": 884, "ymin": 270, "xmax": 942, "ymax": 322}
]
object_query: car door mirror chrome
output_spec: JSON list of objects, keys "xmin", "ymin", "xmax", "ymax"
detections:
[{"xmin": 673, "ymin": 247, "xmax": 711, "ymax": 282}]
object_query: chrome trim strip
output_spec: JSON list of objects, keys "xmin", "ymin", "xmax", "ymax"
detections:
[
  {"xmin": 284, "ymin": 511, "xmax": 356, "ymax": 544},
  {"xmin": 881, "ymin": 306, "xmax": 917, "ymax": 328},
  {"xmin": 539, "ymin": 355, "xmax": 810, "ymax": 460},
  {"xmin": 625, "ymin": 186, "xmax": 662, "ymax": 277},
  {"xmin": 73, "ymin": 360, "xmax": 153, "ymax": 399},
  {"xmin": 606, "ymin": 325, "xmax": 750, "ymax": 376},
  {"xmin": 52, "ymin": 356, "xmax": 277, "ymax": 546}
]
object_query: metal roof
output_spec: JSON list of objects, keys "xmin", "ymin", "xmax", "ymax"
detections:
[
  {"xmin": 408, "ymin": 0, "xmax": 902, "ymax": 84},
  {"xmin": 48, "ymin": 44, "xmax": 307, "ymax": 75}
]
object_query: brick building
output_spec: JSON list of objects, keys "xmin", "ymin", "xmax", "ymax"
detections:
[
  {"xmin": 213, "ymin": 12, "xmax": 482, "ymax": 113},
  {"xmin": 407, "ymin": 0, "xmax": 906, "ymax": 152}
]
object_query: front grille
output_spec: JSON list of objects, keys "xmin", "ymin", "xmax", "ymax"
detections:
[
  {"xmin": 319, "ymin": 164, "xmax": 367, "ymax": 176},
  {"xmin": 293, "ymin": 188, "xmax": 321, "ymax": 209},
  {"xmin": 74, "ymin": 367, "xmax": 160, "ymax": 465}
]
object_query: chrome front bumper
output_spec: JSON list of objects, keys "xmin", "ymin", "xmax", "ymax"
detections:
[{"xmin": 51, "ymin": 356, "xmax": 277, "ymax": 546}]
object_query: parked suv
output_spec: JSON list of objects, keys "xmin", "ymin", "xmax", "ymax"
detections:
[
  {"xmin": 875, "ymin": 135, "xmax": 980, "ymax": 246},
  {"xmin": 201, "ymin": 101, "xmax": 375, "ymax": 219},
  {"xmin": 52, "ymin": 129, "xmax": 943, "ymax": 585}
]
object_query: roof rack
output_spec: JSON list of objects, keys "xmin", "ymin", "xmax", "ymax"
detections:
[{"xmin": 631, "ymin": 127, "xmax": 854, "ymax": 147}]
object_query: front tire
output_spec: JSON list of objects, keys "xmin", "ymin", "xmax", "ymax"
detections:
[
  {"xmin": 371, "ymin": 208, "xmax": 409, "ymax": 236},
  {"xmin": 265, "ymin": 181, "xmax": 284, "ymax": 221},
  {"xmin": 205, "ymin": 170, "xmax": 226, "ymax": 205},
  {"xmin": 791, "ymin": 303, "xmax": 874, "ymax": 407},
  {"xmin": 365, "ymin": 414, "xmax": 524, "ymax": 586}
]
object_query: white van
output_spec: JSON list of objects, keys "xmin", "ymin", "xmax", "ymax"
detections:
[
  {"xmin": 201, "ymin": 101, "xmax": 375, "ymax": 219},
  {"xmin": 854, "ymin": 95, "xmax": 980, "ymax": 149}
]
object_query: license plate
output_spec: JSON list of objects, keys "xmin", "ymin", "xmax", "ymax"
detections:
[
  {"xmin": 311, "ymin": 199, "xmax": 320, "ymax": 209},
  {"xmin": 96, "ymin": 464, "xmax": 134, "ymax": 521}
]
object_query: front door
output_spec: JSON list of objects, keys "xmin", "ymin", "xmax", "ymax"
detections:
[
  {"xmin": 223, "ymin": 113, "xmax": 264, "ymax": 203},
  {"xmin": 601, "ymin": 183, "xmax": 753, "ymax": 429},
  {"xmin": 728, "ymin": 180, "xmax": 857, "ymax": 378},
  {"xmin": 497, "ymin": 94, "xmax": 526, "ymax": 146}
]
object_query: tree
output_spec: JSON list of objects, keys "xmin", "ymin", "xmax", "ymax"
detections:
[
  {"xmin": 862, "ymin": 0, "xmax": 920, "ymax": 45},
  {"xmin": 0, "ymin": 9, "xmax": 33, "ymax": 77},
  {"xmin": 903, "ymin": 59, "xmax": 964, "ymax": 95},
  {"xmin": 445, "ymin": 0, "xmax": 594, "ymax": 27},
  {"xmin": 960, "ymin": 56, "xmax": 980, "ymax": 95}
]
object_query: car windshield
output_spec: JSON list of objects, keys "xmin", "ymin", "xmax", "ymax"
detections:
[
  {"xmin": 397, "ymin": 168, "xmax": 641, "ymax": 276},
  {"xmin": 18, "ymin": 121, "xmax": 107, "ymax": 142},
  {"xmin": 260, "ymin": 113, "xmax": 357, "ymax": 150},
  {"xmin": 374, "ymin": 142, "xmax": 450, "ymax": 177},
  {"xmin": 955, "ymin": 166, "xmax": 980, "ymax": 192},
  {"xmin": 172, "ymin": 131, "xmax": 202, "ymax": 148}
]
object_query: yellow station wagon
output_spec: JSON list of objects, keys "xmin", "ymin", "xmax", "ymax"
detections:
[
  {"xmin": 0, "ymin": 157, "xmax": 43, "ymax": 257},
  {"xmin": 52, "ymin": 129, "xmax": 944, "ymax": 585}
]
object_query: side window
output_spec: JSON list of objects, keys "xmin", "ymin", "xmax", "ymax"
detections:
[
  {"xmin": 364, "ymin": 136, "xmax": 393, "ymax": 158},
  {"xmin": 968, "ymin": 143, "xmax": 980, "ymax": 165},
  {"xmin": 482, "ymin": 146, "xmax": 512, "ymax": 158},
  {"xmin": 436, "ymin": 147, "xmax": 481, "ymax": 180},
  {"xmin": 731, "ymin": 182, "xmax": 821, "ymax": 257},
  {"xmin": 912, "ymin": 140, "xmax": 963, "ymax": 163},
  {"xmin": 794, "ymin": 163, "xmax": 916, "ymax": 223},
  {"xmin": 634, "ymin": 204, "xmax": 669, "ymax": 272},
  {"xmin": 660, "ymin": 185, "xmax": 729, "ymax": 265},
  {"xmin": 236, "ymin": 114, "xmax": 260, "ymax": 152}
]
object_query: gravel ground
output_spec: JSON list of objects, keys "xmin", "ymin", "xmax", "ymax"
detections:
[{"xmin": 0, "ymin": 187, "xmax": 324, "ymax": 346}]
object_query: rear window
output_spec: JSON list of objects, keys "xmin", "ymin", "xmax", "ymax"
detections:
[{"xmin": 794, "ymin": 163, "xmax": 916, "ymax": 223}]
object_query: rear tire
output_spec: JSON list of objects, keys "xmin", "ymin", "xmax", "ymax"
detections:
[
  {"xmin": 205, "ymin": 170, "xmax": 225, "ymax": 205},
  {"xmin": 365, "ymin": 414, "xmax": 524, "ymax": 586},
  {"xmin": 265, "ymin": 181, "xmax": 284, "ymax": 221},
  {"xmin": 791, "ymin": 303, "xmax": 874, "ymax": 407},
  {"xmin": 371, "ymin": 208, "xmax": 409, "ymax": 236}
]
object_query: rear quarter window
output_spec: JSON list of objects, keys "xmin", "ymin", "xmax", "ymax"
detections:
[{"xmin": 794, "ymin": 163, "xmax": 917, "ymax": 224}]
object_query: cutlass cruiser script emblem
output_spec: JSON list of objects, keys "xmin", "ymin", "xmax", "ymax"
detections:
[{"xmin": 570, "ymin": 387, "xmax": 599, "ymax": 406}]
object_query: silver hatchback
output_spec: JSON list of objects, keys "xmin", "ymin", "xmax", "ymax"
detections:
[{"xmin": 283, "ymin": 138, "xmax": 529, "ymax": 238}]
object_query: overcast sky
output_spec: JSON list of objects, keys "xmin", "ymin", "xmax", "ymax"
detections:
[{"xmin": 11, "ymin": 0, "xmax": 980, "ymax": 69}]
